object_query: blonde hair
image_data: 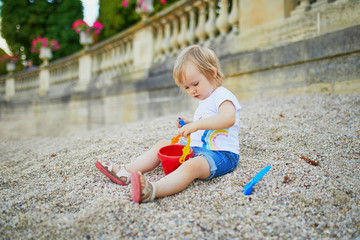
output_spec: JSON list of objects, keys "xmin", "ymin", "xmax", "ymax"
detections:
[{"xmin": 173, "ymin": 45, "xmax": 224, "ymax": 87}]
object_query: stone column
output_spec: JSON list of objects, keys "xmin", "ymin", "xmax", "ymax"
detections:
[
  {"xmin": 39, "ymin": 67, "xmax": 50, "ymax": 96},
  {"xmin": 133, "ymin": 26, "xmax": 154, "ymax": 71},
  {"xmin": 76, "ymin": 54, "xmax": 92, "ymax": 91},
  {"xmin": 5, "ymin": 77, "xmax": 15, "ymax": 101}
]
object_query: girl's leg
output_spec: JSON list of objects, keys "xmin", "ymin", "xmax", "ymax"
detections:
[
  {"xmin": 100, "ymin": 140, "xmax": 170, "ymax": 183},
  {"xmin": 111, "ymin": 139, "xmax": 170, "ymax": 173},
  {"xmin": 135, "ymin": 156, "xmax": 211, "ymax": 198},
  {"xmin": 125, "ymin": 140, "xmax": 170, "ymax": 173}
]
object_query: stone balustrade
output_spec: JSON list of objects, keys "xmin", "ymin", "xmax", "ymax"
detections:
[
  {"xmin": 0, "ymin": 0, "xmax": 359, "ymax": 135},
  {"xmin": 1, "ymin": 0, "xmax": 352, "ymax": 101}
]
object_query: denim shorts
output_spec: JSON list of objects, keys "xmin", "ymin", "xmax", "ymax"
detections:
[{"xmin": 191, "ymin": 146, "xmax": 239, "ymax": 180}]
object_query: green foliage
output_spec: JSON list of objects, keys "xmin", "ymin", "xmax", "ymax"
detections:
[
  {"xmin": 98, "ymin": 0, "xmax": 140, "ymax": 41},
  {"xmin": 0, "ymin": 0, "xmax": 29, "ymax": 61},
  {"xmin": 0, "ymin": 0, "xmax": 83, "ymax": 66},
  {"xmin": 98, "ymin": 0, "xmax": 178, "ymax": 41},
  {"xmin": 45, "ymin": 0, "xmax": 84, "ymax": 60}
]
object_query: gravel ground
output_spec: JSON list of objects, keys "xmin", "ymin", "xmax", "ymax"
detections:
[{"xmin": 0, "ymin": 93, "xmax": 359, "ymax": 239}]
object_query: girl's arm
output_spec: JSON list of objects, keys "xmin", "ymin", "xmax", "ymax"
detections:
[{"xmin": 178, "ymin": 100, "xmax": 236, "ymax": 137}]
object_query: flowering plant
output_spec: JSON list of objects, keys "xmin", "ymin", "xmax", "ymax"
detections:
[
  {"xmin": 31, "ymin": 36, "xmax": 60, "ymax": 54},
  {"xmin": 72, "ymin": 19, "xmax": 103, "ymax": 35},
  {"xmin": 122, "ymin": 0, "xmax": 166, "ymax": 10},
  {"xmin": 0, "ymin": 54, "xmax": 19, "ymax": 63}
]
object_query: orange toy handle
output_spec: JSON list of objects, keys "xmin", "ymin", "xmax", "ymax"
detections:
[
  {"xmin": 170, "ymin": 134, "xmax": 181, "ymax": 145},
  {"xmin": 179, "ymin": 136, "xmax": 191, "ymax": 163}
]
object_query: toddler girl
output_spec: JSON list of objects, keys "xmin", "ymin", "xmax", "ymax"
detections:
[{"xmin": 95, "ymin": 45, "xmax": 241, "ymax": 203}]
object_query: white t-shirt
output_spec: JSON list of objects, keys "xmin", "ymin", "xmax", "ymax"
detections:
[{"xmin": 190, "ymin": 86, "xmax": 241, "ymax": 154}]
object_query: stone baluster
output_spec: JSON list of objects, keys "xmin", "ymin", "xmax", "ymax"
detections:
[
  {"xmin": 216, "ymin": 0, "xmax": 230, "ymax": 36},
  {"xmin": 291, "ymin": 0, "xmax": 311, "ymax": 16},
  {"xmin": 205, "ymin": 0, "xmax": 217, "ymax": 43},
  {"xmin": 129, "ymin": 38, "xmax": 134, "ymax": 66},
  {"xmin": 39, "ymin": 67, "xmax": 50, "ymax": 96},
  {"xmin": 195, "ymin": 1, "xmax": 208, "ymax": 43},
  {"xmin": 169, "ymin": 15, "xmax": 180, "ymax": 55},
  {"xmin": 122, "ymin": 40, "xmax": 129, "ymax": 71},
  {"xmin": 104, "ymin": 49, "xmax": 110, "ymax": 71},
  {"xmin": 154, "ymin": 23, "xmax": 164, "ymax": 62},
  {"xmin": 119, "ymin": 41, "xmax": 126, "ymax": 72},
  {"xmin": 109, "ymin": 46, "xmax": 117, "ymax": 79},
  {"xmin": 125, "ymin": 38, "xmax": 133, "ymax": 70},
  {"xmin": 90, "ymin": 53, "xmax": 97, "ymax": 75},
  {"xmin": 120, "ymin": 42, "xmax": 126, "ymax": 67},
  {"xmin": 5, "ymin": 77, "xmax": 15, "ymax": 101},
  {"xmin": 109, "ymin": 47, "xmax": 115, "ymax": 71},
  {"xmin": 178, "ymin": 10, "xmax": 189, "ymax": 49},
  {"xmin": 77, "ymin": 52, "xmax": 92, "ymax": 91},
  {"xmin": 101, "ymin": 50, "xmax": 107, "ymax": 72},
  {"xmin": 185, "ymin": 5, "xmax": 197, "ymax": 45},
  {"xmin": 99, "ymin": 51, "xmax": 106, "ymax": 72},
  {"xmin": 114, "ymin": 45, "xmax": 121, "ymax": 74},
  {"xmin": 228, "ymin": 0, "xmax": 240, "ymax": 34},
  {"xmin": 162, "ymin": 19, "xmax": 171, "ymax": 56}
]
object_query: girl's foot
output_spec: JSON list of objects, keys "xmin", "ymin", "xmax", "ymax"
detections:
[
  {"xmin": 131, "ymin": 171, "xmax": 156, "ymax": 203},
  {"xmin": 95, "ymin": 161, "xmax": 131, "ymax": 186}
]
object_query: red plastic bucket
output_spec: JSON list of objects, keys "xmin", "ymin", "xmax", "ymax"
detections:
[{"xmin": 158, "ymin": 145, "xmax": 193, "ymax": 175}]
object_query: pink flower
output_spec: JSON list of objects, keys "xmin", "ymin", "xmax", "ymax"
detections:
[
  {"xmin": 122, "ymin": 0, "xmax": 129, "ymax": 7},
  {"xmin": 31, "ymin": 36, "xmax": 61, "ymax": 53},
  {"xmin": 72, "ymin": 19, "xmax": 103, "ymax": 35},
  {"xmin": 92, "ymin": 21, "xmax": 103, "ymax": 30},
  {"xmin": 160, "ymin": 0, "xmax": 166, "ymax": 4},
  {"xmin": 72, "ymin": 19, "xmax": 88, "ymax": 31},
  {"xmin": 0, "ymin": 54, "xmax": 19, "ymax": 63}
]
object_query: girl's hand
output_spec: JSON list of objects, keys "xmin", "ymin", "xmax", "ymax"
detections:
[
  {"xmin": 176, "ymin": 117, "xmax": 192, "ymax": 128},
  {"xmin": 178, "ymin": 122, "xmax": 198, "ymax": 137}
]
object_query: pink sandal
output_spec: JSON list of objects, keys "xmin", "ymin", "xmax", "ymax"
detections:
[
  {"xmin": 131, "ymin": 171, "xmax": 156, "ymax": 203},
  {"xmin": 95, "ymin": 161, "xmax": 131, "ymax": 186}
]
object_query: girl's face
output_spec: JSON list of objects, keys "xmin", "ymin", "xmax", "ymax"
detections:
[{"xmin": 181, "ymin": 62, "xmax": 216, "ymax": 100}]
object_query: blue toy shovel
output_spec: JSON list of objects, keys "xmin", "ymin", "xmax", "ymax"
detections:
[
  {"xmin": 243, "ymin": 165, "xmax": 271, "ymax": 195},
  {"xmin": 178, "ymin": 118, "xmax": 186, "ymax": 127}
]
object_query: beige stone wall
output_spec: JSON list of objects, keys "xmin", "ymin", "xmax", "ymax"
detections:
[{"xmin": 240, "ymin": 0, "xmax": 297, "ymax": 30}]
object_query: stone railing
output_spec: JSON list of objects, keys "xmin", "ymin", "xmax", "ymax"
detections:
[
  {"xmin": 0, "ymin": 0, "xmax": 359, "ymax": 136},
  {"xmin": 1, "ymin": 0, "xmax": 356, "ymax": 102}
]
